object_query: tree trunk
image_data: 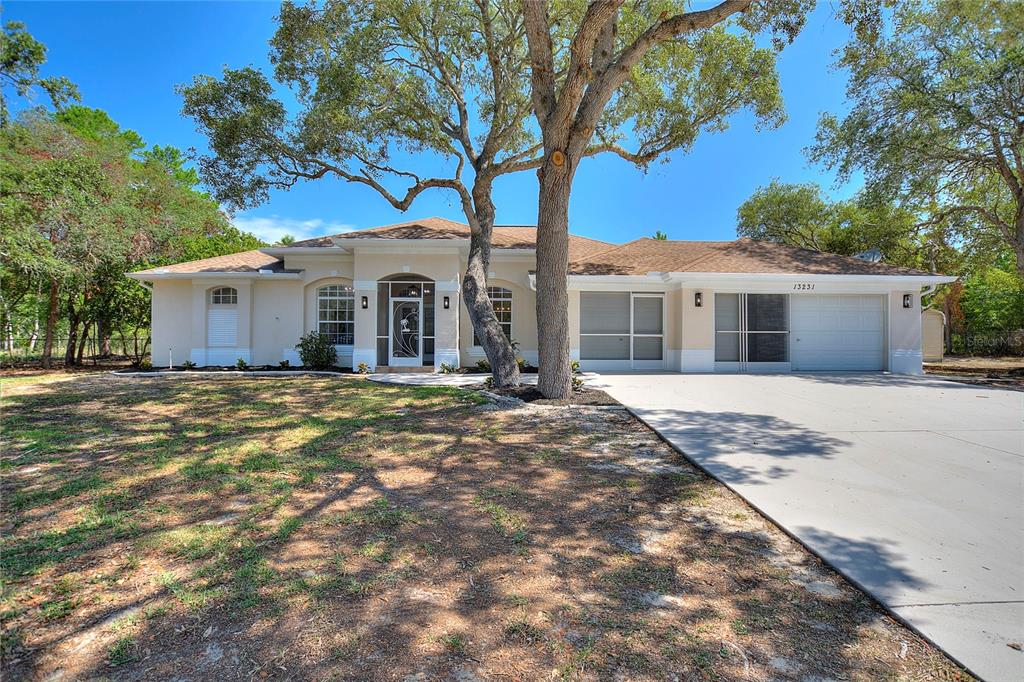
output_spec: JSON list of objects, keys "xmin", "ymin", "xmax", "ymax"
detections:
[
  {"xmin": 76, "ymin": 321, "xmax": 90, "ymax": 364},
  {"xmin": 41, "ymin": 278, "xmax": 59, "ymax": 369},
  {"xmin": 64, "ymin": 296, "xmax": 80, "ymax": 367},
  {"xmin": 1014, "ymin": 205, "xmax": 1023, "ymax": 275},
  {"xmin": 535, "ymin": 158, "xmax": 574, "ymax": 399},
  {"xmin": 97, "ymin": 317, "xmax": 112, "ymax": 357},
  {"xmin": 462, "ymin": 176, "xmax": 521, "ymax": 387}
]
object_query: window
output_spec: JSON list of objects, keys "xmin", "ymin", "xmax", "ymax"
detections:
[
  {"xmin": 580, "ymin": 292, "xmax": 663, "ymax": 364},
  {"xmin": 317, "ymin": 285, "xmax": 354, "ymax": 345},
  {"xmin": 210, "ymin": 287, "xmax": 237, "ymax": 305},
  {"xmin": 473, "ymin": 286, "xmax": 512, "ymax": 346}
]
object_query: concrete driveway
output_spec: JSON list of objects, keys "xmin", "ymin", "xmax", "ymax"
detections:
[{"xmin": 589, "ymin": 372, "xmax": 1023, "ymax": 682}]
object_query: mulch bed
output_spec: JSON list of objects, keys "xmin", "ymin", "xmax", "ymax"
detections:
[{"xmin": 482, "ymin": 384, "xmax": 621, "ymax": 406}]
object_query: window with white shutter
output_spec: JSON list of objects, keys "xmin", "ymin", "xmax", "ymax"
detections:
[{"xmin": 207, "ymin": 287, "xmax": 238, "ymax": 347}]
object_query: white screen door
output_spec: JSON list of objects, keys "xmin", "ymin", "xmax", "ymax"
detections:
[{"xmin": 390, "ymin": 299, "xmax": 422, "ymax": 366}]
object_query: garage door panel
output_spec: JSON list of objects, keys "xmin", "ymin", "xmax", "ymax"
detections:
[{"xmin": 792, "ymin": 295, "xmax": 885, "ymax": 371}]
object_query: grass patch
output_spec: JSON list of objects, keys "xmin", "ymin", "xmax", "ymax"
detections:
[
  {"xmin": 107, "ymin": 634, "xmax": 138, "ymax": 667},
  {"xmin": 8, "ymin": 473, "xmax": 106, "ymax": 511}
]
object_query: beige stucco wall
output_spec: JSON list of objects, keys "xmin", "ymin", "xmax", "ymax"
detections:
[
  {"xmin": 252, "ymin": 279, "xmax": 304, "ymax": 365},
  {"xmin": 151, "ymin": 280, "xmax": 193, "ymax": 367},
  {"xmin": 889, "ymin": 290, "xmax": 923, "ymax": 373}
]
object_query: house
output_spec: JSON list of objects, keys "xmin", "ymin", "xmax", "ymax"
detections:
[{"xmin": 128, "ymin": 217, "xmax": 955, "ymax": 374}]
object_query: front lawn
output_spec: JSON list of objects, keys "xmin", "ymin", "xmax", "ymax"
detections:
[{"xmin": 0, "ymin": 373, "xmax": 967, "ymax": 680}]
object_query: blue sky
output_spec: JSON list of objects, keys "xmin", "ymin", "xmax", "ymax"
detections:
[{"xmin": 7, "ymin": 1, "xmax": 860, "ymax": 245}]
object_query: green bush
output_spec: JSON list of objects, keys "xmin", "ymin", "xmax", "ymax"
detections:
[
  {"xmin": 182, "ymin": 360, "xmax": 196, "ymax": 370},
  {"xmin": 356, "ymin": 362, "xmax": 371, "ymax": 374},
  {"xmin": 235, "ymin": 357, "xmax": 249, "ymax": 370},
  {"xmin": 475, "ymin": 359, "xmax": 491, "ymax": 372},
  {"xmin": 295, "ymin": 332, "xmax": 337, "ymax": 370}
]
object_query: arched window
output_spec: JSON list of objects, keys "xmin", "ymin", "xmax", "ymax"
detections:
[
  {"xmin": 318, "ymin": 284, "xmax": 354, "ymax": 345},
  {"xmin": 209, "ymin": 287, "xmax": 237, "ymax": 305},
  {"xmin": 473, "ymin": 286, "xmax": 513, "ymax": 346}
]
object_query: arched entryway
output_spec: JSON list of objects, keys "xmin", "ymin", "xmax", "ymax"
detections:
[{"xmin": 376, "ymin": 275, "xmax": 435, "ymax": 367}]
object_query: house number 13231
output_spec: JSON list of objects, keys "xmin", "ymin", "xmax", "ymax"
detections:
[{"xmin": 793, "ymin": 283, "xmax": 815, "ymax": 290}]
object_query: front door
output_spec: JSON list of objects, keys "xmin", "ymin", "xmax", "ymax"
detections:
[{"xmin": 390, "ymin": 298, "xmax": 422, "ymax": 366}]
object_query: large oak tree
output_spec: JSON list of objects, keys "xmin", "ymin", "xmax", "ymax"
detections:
[
  {"xmin": 521, "ymin": 0, "xmax": 811, "ymax": 398},
  {"xmin": 180, "ymin": 0, "xmax": 549, "ymax": 386}
]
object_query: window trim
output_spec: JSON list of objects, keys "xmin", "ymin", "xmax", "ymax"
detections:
[{"xmin": 316, "ymin": 284, "xmax": 355, "ymax": 347}]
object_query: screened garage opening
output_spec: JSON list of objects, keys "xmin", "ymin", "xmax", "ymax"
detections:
[
  {"xmin": 714, "ymin": 293, "xmax": 789, "ymax": 371},
  {"xmin": 579, "ymin": 292, "xmax": 664, "ymax": 369},
  {"xmin": 791, "ymin": 294, "xmax": 885, "ymax": 371}
]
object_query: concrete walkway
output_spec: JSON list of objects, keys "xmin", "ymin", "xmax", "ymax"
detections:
[{"xmin": 589, "ymin": 372, "xmax": 1023, "ymax": 681}]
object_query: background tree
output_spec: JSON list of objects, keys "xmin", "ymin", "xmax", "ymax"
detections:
[
  {"xmin": 1, "ymin": 26, "xmax": 264, "ymax": 368},
  {"xmin": 1, "ymin": 20, "xmax": 79, "ymax": 126},
  {"xmin": 652, "ymin": 230, "xmax": 667, "ymax": 240},
  {"xmin": 736, "ymin": 180, "xmax": 928, "ymax": 269},
  {"xmin": 810, "ymin": 0, "xmax": 1024, "ymax": 273},
  {"xmin": 179, "ymin": 0, "xmax": 554, "ymax": 387},
  {"xmin": 521, "ymin": 0, "xmax": 811, "ymax": 398}
]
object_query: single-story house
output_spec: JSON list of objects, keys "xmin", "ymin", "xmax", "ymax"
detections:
[{"xmin": 128, "ymin": 217, "xmax": 955, "ymax": 374}]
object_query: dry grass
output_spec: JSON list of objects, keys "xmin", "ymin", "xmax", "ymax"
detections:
[{"xmin": 0, "ymin": 373, "xmax": 970, "ymax": 681}]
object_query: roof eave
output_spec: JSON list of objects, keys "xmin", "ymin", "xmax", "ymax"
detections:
[
  {"xmin": 664, "ymin": 272, "xmax": 956, "ymax": 284},
  {"xmin": 126, "ymin": 271, "xmax": 303, "ymax": 281}
]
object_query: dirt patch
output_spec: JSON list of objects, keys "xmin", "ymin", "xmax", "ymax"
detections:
[
  {"xmin": 925, "ymin": 355, "xmax": 1024, "ymax": 390},
  {"xmin": 484, "ymin": 384, "xmax": 620, "ymax": 406},
  {"xmin": 0, "ymin": 375, "xmax": 972, "ymax": 681}
]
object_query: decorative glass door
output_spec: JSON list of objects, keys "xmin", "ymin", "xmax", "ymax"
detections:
[{"xmin": 390, "ymin": 299, "xmax": 422, "ymax": 366}]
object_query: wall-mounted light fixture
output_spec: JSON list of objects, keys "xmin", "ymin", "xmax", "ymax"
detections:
[
  {"xmin": 443, "ymin": 296, "xmax": 450, "ymax": 309},
  {"xmin": 361, "ymin": 295, "xmax": 368, "ymax": 309},
  {"xmin": 903, "ymin": 293, "xmax": 912, "ymax": 309},
  {"xmin": 694, "ymin": 291, "xmax": 703, "ymax": 308}
]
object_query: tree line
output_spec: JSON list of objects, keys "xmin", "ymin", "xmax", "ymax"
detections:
[{"xmin": 1, "ymin": 21, "xmax": 263, "ymax": 368}]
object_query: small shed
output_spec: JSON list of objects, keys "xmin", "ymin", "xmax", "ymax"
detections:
[{"xmin": 922, "ymin": 308, "xmax": 945, "ymax": 362}]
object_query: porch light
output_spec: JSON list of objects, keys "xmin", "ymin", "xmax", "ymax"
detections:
[
  {"xmin": 361, "ymin": 296, "xmax": 368, "ymax": 309},
  {"xmin": 443, "ymin": 296, "xmax": 450, "ymax": 309},
  {"xmin": 694, "ymin": 291, "xmax": 703, "ymax": 307},
  {"xmin": 903, "ymin": 293, "xmax": 912, "ymax": 308}
]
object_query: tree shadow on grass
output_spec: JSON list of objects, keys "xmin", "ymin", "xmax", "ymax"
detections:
[{"xmin": 0, "ymin": 375, "xmax": 962, "ymax": 681}]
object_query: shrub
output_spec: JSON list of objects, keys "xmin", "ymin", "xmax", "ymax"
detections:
[
  {"xmin": 475, "ymin": 359, "xmax": 491, "ymax": 372},
  {"xmin": 295, "ymin": 331, "xmax": 337, "ymax": 370},
  {"xmin": 278, "ymin": 359, "xmax": 290, "ymax": 368},
  {"xmin": 235, "ymin": 358, "xmax": 249, "ymax": 370},
  {"xmin": 136, "ymin": 358, "xmax": 152, "ymax": 371},
  {"xmin": 439, "ymin": 362, "xmax": 458, "ymax": 374},
  {"xmin": 356, "ymin": 362, "xmax": 371, "ymax": 375},
  {"xmin": 516, "ymin": 357, "xmax": 534, "ymax": 371},
  {"xmin": 570, "ymin": 360, "xmax": 581, "ymax": 374},
  {"xmin": 182, "ymin": 360, "xmax": 196, "ymax": 370}
]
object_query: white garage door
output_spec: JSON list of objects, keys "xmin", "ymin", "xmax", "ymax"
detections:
[{"xmin": 791, "ymin": 295, "xmax": 885, "ymax": 371}]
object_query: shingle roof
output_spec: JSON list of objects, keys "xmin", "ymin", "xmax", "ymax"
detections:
[
  {"xmin": 133, "ymin": 219, "xmax": 936, "ymax": 278},
  {"xmin": 132, "ymin": 250, "xmax": 288, "ymax": 275},
  {"xmin": 300, "ymin": 217, "xmax": 615, "ymax": 261},
  {"xmin": 569, "ymin": 238, "xmax": 934, "ymax": 276}
]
